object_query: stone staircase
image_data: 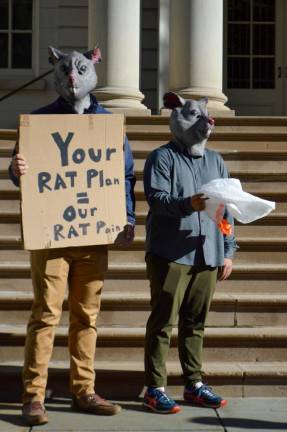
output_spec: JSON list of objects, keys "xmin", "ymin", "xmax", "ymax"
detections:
[{"xmin": 0, "ymin": 116, "xmax": 287, "ymax": 401}]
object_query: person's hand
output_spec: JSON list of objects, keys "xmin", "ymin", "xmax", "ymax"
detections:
[
  {"xmin": 11, "ymin": 154, "xmax": 28, "ymax": 177},
  {"xmin": 218, "ymin": 258, "xmax": 233, "ymax": 281},
  {"xmin": 191, "ymin": 193, "xmax": 208, "ymax": 211},
  {"xmin": 122, "ymin": 223, "xmax": 135, "ymax": 245}
]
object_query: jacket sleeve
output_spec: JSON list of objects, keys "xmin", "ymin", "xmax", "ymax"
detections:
[
  {"xmin": 143, "ymin": 149, "xmax": 194, "ymax": 218},
  {"xmin": 219, "ymin": 155, "xmax": 238, "ymax": 259},
  {"xmin": 124, "ymin": 136, "xmax": 136, "ymax": 225},
  {"xmin": 8, "ymin": 145, "xmax": 20, "ymax": 187}
]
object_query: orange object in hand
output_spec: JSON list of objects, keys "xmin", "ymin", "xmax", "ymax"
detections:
[{"xmin": 217, "ymin": 219, "xmax": 232, "ymax": 236}]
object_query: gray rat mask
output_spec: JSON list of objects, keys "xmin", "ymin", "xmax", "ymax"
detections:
[
  {"xmin": 163, "ymin": 92, "xmax": 214, "ymax": 157},
  {"xmin": 48, "ymin": 46, "xmax": 102, "ymax": 113}
]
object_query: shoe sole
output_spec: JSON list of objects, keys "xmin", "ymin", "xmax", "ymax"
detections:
[
  {"xmin": 23, "ymin": 414, "xmax": 48, "ymax": 426},
  {"xmin": 71, "ymin": 404, "xmax": 122, "ymax": 416},
  {"xmin": 143, "ymin": 402, "xmax": 181, "ymax": 414},
  {"xmin": 184, "ymin": 398, "xmax": 228, "ymax": 409}
]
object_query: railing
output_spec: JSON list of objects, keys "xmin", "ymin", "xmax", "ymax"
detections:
[{"xmin": 0, "ymin": 69, "xmax": 53, "ymax": 103}]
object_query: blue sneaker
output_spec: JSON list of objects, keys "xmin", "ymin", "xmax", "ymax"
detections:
[
  {"xmin": 143, "ymin": 387, "xmax": 181, "ymax": 414},
  {"xmin": 184, "ymin": 384, "xmax": 227, "ymax": 408}
]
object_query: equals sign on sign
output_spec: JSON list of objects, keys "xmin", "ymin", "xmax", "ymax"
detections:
[{"xmin": 77, "ymin": 192, "xmax": 89, "ymax": 204}]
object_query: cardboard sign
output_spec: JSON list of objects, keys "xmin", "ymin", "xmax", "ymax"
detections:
[{"xmin": 19, "ymin": 114, "xmax": 127, "ymax": 250}]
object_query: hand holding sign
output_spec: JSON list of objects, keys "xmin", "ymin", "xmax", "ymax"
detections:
[{"xmin": 11, "ymin": 153, "xmax": 29, "ymax": 177}]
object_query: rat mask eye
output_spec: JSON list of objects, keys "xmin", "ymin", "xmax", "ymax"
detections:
[
  {"xmin": 190, "ymin": 109, "xmax": 199, "ymax": 116},
  {"xmin": 79, "ymin": 65, "xmax": 87, "ymax": 74}
]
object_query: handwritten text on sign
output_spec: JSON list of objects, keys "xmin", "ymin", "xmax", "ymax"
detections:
[{"xmin": 20, "ymin": 114, "xmax": 127, "ymax": 250}]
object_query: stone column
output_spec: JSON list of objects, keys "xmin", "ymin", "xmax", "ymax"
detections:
[
  {"xmin": 88, "ymin": 0, "xmax": 149, "ymax": 114},
  {"xmin": 169, "ymin": 0, "xmax": 232, "ymax": 114},
  {"xmin": 158, "ymin": 0, "xmax": 170, "ymax": 110}
]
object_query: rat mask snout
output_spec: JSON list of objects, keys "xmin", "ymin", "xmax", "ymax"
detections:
[{"xmin": 208, "ymin": 117, "xmax": 215, "ymax": 126}]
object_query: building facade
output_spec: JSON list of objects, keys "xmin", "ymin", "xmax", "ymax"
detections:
[{"xmin": 0, "ymin": 0, "xmax": 285, "ymax": 128}]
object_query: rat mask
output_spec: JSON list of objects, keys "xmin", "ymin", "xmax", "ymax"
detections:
[
  {"xmin": 163, "ymin": 92, "xmax": 214, "ymax": 157},
  {"xmin": 48, "ymin": 46, "xmax": 102, "ymax": 113}
]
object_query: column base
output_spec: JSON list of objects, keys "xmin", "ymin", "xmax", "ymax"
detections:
[
  {"xmin": 92, "ymin": 87, "xmax": 151, "ymax": 115},
  {"xmin": 162, "ymin": 87, "xmax": 235, "ymax": 116}
]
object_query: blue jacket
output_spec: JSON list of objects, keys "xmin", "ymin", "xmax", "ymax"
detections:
[{"xmin": 9, "ymin": 95, "xmax": 136, "ymax": 224}]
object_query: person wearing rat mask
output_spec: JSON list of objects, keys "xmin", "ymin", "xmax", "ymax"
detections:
[
  {"xmin": 142, "ymin": 92, "xmax": 237, "ymax": 414},
  {"xmin": 9, "ymin": 46, "xmax": 136, "ymax": 426}
]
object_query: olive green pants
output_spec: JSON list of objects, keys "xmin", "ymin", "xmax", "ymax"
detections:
[
  {"xmin": 144, "ymin": 254, "xmax": 218, "ymax": 388},
  {"xmin": 23, "ymin": 245, "xmax": 108, "ymax": 403}
]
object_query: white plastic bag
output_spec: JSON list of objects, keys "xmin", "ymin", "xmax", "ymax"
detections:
[{"xmin": 199, "ymin": 178, "xmax": 275, "ymax": 224}]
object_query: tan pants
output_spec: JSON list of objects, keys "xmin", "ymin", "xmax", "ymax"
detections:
[{"xmin": 22, "ymin": 245, "xmax": 108, "ymax": 403}]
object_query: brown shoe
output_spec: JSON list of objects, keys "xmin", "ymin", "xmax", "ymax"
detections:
[
  {"xmin": 22, "ymin": 401, "xmax": 48, "ymax": 426},
  {"xmin": 72, "ymin": 393, "xmax": 122, "ymax": 416}
]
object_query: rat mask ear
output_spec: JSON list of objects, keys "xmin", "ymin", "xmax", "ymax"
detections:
[
  {"xmin": 199, "ymin": 96, "xmax": 208, "ymax": 105},
  {"xmin": 163, "ymin": 92, "xmax": 185, "ymax": 109},
  {"xmin": 84, "ymin": 47, "xmax": 102, "ymax": 64},
  {"xmin": 48, "ymin": 46, "xmax": 65, "ymax": 65}
]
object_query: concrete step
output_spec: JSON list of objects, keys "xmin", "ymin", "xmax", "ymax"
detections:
[
  {"xmin": 125, "ymin": 117, "xmax": 287, "ymax": 133},
  {"xmin": 1, "ymin": 119, "xmax": 287, "ymax": 395},
  {"xmin": 1, "ymin": 200, "xmax": 286, "ymax": 225},
  {"xmin": 4, "ymin": 156, "xmax": 287, "ymax": 175},
  {"xmin": 1, "ymin": 360, "xmax": 287, "ymax": 399},
  {"xmin": 131, "ymin": 140, "xmax": 287, "ymax": 161},
  {"xmin": 1, "ymin": 179, "xmax": 287, "ymax": 202},
  {"xmin": 3, "ymin": 138, "xmax": 287, "ymax": 161},
  {"xmin": 126, "ymin": 125, "xmax": 287, "ymax": 142},
  {"xmin": 0, "ymin": 278, "xmax": 285, "ymax": 295},
  {"xmin": 127, "ymin": 130, "xmax": 287, "ymax": 142},
  {"xmin": 126, "ymin": 123, "xmax": 287, "ymax": 135},
  {"xmin": 1, "ymin": 224, "xmax": 287, "ymax": 251},
  {"xmin": 4, "ymin": 126, "xmax": 287, "ymax": 144},
  {"xmin": 3, "ymin": 156, "xmax": 287, "ymax": 182},
  {"xmin": 134, "ymin": 159, "xmax": 287, "ymax": 172},
  {"xmin": 126, "ymin": 115, "xmax": 287, "ymax": 128},
  {"xmin": 0, "ymin": 291, "xmax": 287, "ymax": 327},
  {"xmin": 1, "ymin": 249, "xmax": 287, "ymax": 264},
  {"xmin": 133, "ymin": 159, "xmax": 287, "ymax": 180},
  {"xmin": 135, "ymin": 225, "xmax": 287, "ymax": 251},
  {"xmin": 4, "ymin": 115, "xmax": 287, "ymax": 139},
  {"xmin": 0, "ymin": 250, "xmax": 287, "ymax": 279},
  {"xmin": 1, "ymin": 325, "xmax": 287, "ymax": 363},
  {"xmin": 5, "ymin": 115, "xmax": 287, "ymax": 128},
  {"xmin": 0, "ymin": 130, "xmax": 17, "ymax": 141},
  {"xmin": 0, "ymin": 200, "xmax": 20, "ymax": 222},
  {"xmin": 136, "ymin": 201, "xmax": 287, "ymax": 225},
  {"xmin": 5, "ymin": 221, "xmax": 287, "ymax": 238},
  {"xmin": 0, "ymin": 140, "xmax": 15, "ymax": 157},
  {"xmin": 0, "ymin": 278, "xmax": 149, "ymax": 292},
  {"xmin": 134, "ymin": 181, "xmax": 287, "ymax": 202}
]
